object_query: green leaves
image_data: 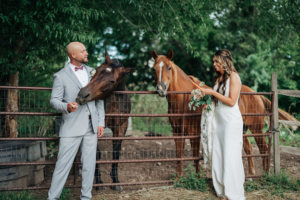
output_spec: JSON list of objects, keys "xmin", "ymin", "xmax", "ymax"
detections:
[
  {"xmin": 189, "ymin": 90, "xmax": 212, "ymax": 112},
  {"xmin": 0, "ymin": 0, "xmax": 104, "ymax": 85},
  {"xmin": 172, "ymin": 165, "xmax": 207, "ymax": 192},
  {"xmin": 0, "ymin": 13, "xmax": 10, "ymax": 24},
  {"xmin": 244, "ymin": 171, "xmax": 300, "ymax": 197}
]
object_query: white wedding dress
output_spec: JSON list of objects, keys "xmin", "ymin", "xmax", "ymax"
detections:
[{"xmin": 201, "ymin": 74, "xmax": 245, "ymax": 200}]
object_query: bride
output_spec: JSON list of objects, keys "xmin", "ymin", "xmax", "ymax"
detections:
[{"xmin": 202, "ymin": 49, "xmax": 246, "ymax": 200}]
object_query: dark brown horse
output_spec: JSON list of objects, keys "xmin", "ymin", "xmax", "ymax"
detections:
[
  {"xmin": 76, "ymin": 51, "xmax": 134, "ymax": 191},
  {"xmin": 151, "ymin": 49, "xmax": 297, "ymax": 179}
]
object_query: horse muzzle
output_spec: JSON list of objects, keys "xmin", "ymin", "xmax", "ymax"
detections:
[
  {"xmin": 76, "ymin": 89, "xmax": 91, "ymax": 105},
  {"xmin": 156, "ymin": 83, "xmax": 167, "ymax": 97}
]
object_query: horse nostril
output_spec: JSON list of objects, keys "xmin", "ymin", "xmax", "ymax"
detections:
[
  {"xmin": 84, "ymin": 93, "xmax": 90, "ymax": 99},
  {"xmin": 156, "ymin": 85, "xmax": 159, "ymax": 90}
]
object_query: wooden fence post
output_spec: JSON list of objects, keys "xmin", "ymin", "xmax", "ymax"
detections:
[{"xmin": 271, "ymin": 73, "xmax": 280, "ymax": 175}]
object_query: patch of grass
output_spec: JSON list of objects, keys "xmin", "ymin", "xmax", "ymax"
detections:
[
  {"xmin": 0, "ymin": 188, "xmax": 73, "ymax": 200},
  {"xmin": 59, "ymin": 188, "xmax": 72, "ymax": 200},
  {"xmin": 279, "ymin": 125, "xmax": 300, "ymax": 147},
  {"xmin": 280, "ymin": 133, "xmax": 300, "ymax": 147},
  {"xmin": 171, "ymin": 165, "xmax": 207, "ymax": 192},
  {"xmin": 0, "ymin": 190, "xmax": 36, "ymax": 200},
  {"xmin": 245, "ymin": 122, "xmax": 300, "ymax": 148},
  {"xmin": 245, "ymin": 171, "xmax": 300, "ymax": 198}
]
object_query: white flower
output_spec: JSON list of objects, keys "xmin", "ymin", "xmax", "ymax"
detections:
[
  {"xmin": 90, "ymin": 69, "xmax": 96, "ymax": 77},
  {"xmin": 199, "ymin": 82, "xmax": 205, "ymax": 87},
  {"xmin": 192, "ymin": 89, "xmax": 205, "ymax": 100}
]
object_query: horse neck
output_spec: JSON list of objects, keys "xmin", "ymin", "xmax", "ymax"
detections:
[
  {"xmin": 105, "ymin": 78, "xmax": 130, "ymax": 113},
  {"xmin": 114, "ymin": 79, "xmax": 127, "ymax": 91},
  {"xmin": 168, "ymin": 64, "xmax": 193, "ymax": 92}
]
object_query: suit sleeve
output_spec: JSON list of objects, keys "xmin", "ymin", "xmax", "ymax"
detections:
[
  {"xmin": 50, "ymin": 75, "xmax": 69, "ymax": 114},
  {"xmin": 96, "ymin": 99, "xmax": 105, "ymax": 127}
]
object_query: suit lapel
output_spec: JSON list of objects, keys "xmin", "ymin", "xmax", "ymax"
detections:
[
  {"xmin": 65, "ymin": 64, "xmax": 82, "ymax": 89},
  {"xmin": 84, "ymin": 65, "xmax": 92, "ymax": 82}
]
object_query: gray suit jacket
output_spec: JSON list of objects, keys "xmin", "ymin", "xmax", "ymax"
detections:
[{"xmin": 50, "ymin": 63, "xmax": 105, "ymax": 137}]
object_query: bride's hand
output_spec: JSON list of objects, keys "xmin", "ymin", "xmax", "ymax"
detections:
[
  {"xmin": 203, "ymin": 104, "xmax": 208, "ymax": 110},
  {"xmin": 202, "ymin": 88, "xmax": 215, "ymax": 95}
]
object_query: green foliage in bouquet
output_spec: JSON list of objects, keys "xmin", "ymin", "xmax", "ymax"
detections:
[{"xmin": 188, "ymin": 89, "xmax": 212, "ymax": 112}]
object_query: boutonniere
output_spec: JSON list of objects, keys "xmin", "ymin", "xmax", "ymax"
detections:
[{"xmin": 90, "ymin": 69, "xmax": 96, "ymax": 77}]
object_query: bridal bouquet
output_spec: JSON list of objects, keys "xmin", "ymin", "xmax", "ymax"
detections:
[{"xmin": 188, "ymin": 83, "xmax": 212, "ymax": 112}]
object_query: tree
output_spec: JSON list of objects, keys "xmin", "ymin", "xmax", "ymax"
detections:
[
  {"xmin": 1, "ymin": 0, "xmax": 300, "ymax": 138},
  {"xmin": 0, "ymin": 0, "xmax": 104, "ymax": 137}
]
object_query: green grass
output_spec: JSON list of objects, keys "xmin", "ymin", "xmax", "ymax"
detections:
[
  {"xmin": 131, "ymin": 85, "xmax": 173, "ymax": 135},
  {"xmin": 0, "ymin": 188, "xmax": 72, "ymax": 200},
  {"xmin": 171, "ymin": 165, "xmax": 208, "ymax": 192},
  {"xmin": 0, "ymin": 190, "xmax": 36, "ymax": 200},
  {"xmin": 59, "ymin": 188, "xmax": 72, "ymax": 200},
  {"xmin": 279, "ymin": 125, "xmax": 300, "ymax": 147},
  {"xmin": 244, "ymin": 171, "xmax": 300, "ymax": 198},
  {"xmin": 245, "ymin": 121, "xmax": 300, "ymax": 148}
]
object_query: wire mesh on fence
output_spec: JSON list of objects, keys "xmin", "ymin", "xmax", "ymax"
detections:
[{"xmin": 0, "ymin": 87, "xmax": 274, "ymax": 195}]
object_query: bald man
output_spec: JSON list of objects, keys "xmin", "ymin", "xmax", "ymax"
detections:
[{"xmin": 48, "ymin": 42, "xmax": 105, "ymax": 200}]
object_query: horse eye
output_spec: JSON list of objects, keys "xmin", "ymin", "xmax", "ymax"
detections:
[
  {"xmin": 168, "ymin": 67, "xmax": 171, "ymax": 71},
  {"xmin": 152, "ymin": 68, "xmax": 156, "ymax": 71},
  {"xmin": 110, "ymin": 81, "xmax": 115, "ymax": 84}
]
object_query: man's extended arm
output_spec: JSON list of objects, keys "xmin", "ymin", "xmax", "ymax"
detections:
[{"xmin": 50, "ymin": 75, "xmax": 69, "ymax": 114}]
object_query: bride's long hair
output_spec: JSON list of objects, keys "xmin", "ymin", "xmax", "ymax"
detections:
[{"xmin": 212, "ymin": 49, "xmax": 238, "ymax": 104}]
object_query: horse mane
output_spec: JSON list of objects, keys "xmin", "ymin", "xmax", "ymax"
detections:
[
  {"xmin": 188, "ymin": 76, "xmax": 201, "ymax": 84},
  {"xmin": 171, "ymin": 61, "xmax": 178, "ymax": 83},
  {"xmin": 105, "ymin": 59, "xmax": 124, "ymax": 69},
  {"xmin": 170, "ymin": 62, "xmax": 201, "ymax": 84}
]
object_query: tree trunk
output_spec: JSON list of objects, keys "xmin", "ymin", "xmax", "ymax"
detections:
[{"xmin": 5, "ymin": 72, "xmax": 19, "ymax": 138}]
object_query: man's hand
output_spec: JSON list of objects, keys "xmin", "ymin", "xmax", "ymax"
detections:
[
  {"xmin": 97, "ymin": 126, "xmax": 105, "ymax": 138},
  {"xmin": 67, "ymin": 102, "xmax": 78, "ymax": 112}
]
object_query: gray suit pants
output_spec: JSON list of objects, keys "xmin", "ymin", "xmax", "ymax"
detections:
[{"xmin": 48, "ymin": 121, "xmax": 97, "ymax": 200}]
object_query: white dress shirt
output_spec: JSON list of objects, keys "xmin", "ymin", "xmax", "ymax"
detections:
[
  {"xmin": 69, "ymin": 63, "xmax": 91, "ymax": 115},
  {"xmin": 69, "ymin": 63, "xmax": 89, "ymax": 87}
]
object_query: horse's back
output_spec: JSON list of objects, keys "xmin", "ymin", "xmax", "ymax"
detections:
[{"xmin": 239, "ymin": 85, "xmax": 266, "ymax": 127}]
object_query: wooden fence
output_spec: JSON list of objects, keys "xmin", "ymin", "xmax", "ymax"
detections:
[{"xmin": 271, "ymin": 73, "xmax": 300, "ymax": 174}]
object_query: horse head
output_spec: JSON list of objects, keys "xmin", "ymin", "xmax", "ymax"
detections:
[
  {"xmin": 151, "ymin": 49, "xmax": 175, "ymax": 97},
  {"xmin": 76, "ymin": 50, "xmax": 135, "ymax": 105}
]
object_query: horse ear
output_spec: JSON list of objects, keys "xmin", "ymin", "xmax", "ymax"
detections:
[
  {"xmin": 122, "ymin": 68, "xmax": 135, "ymax": 76},
  {"xmin": 167, "ymin": 50, "xmax": 173, "ymax": 60},
  {"xmin": 152, "ymin": 50, "xmax": 158, "ymax": 61},
  {"xmin": 105, "ymin": 49, "xmax": 112, "ymax": 63}
]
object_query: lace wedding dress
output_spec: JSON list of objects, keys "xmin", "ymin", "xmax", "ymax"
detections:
[
  {"xmin": 200, "ymin": 102, "xmax": 216, "ymax": 170},
  {"xmin": 201, "ymin": 74, "xmax": 246, "ymax": 200}
]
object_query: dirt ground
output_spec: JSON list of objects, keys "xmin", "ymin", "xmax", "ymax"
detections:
[{"xmin": 31, "ymin": 132, "xmax": 300, "ymax": 200}]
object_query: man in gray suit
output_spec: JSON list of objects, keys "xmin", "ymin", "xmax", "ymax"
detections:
[{"xmin": 48, "ymin": 42, "xmax": 105, "ymax": 200}]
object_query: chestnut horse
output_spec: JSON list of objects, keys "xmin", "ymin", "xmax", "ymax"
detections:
[
  {"xmin": 151, "ymin": 49, "xmax": 297, "ymax": 178},
  {"xmin": 76, "ymin": 51, "xmax": 134, "ymax": 191}
]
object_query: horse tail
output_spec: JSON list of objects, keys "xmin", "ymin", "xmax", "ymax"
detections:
[{"xmin": 260, "ymin": 95, "xmax": 298, "ymax": 131}]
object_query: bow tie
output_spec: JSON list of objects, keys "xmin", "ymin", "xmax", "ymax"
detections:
[{"xmin": 75, "ymin": 66, "xmax": 83, "ymax": 71}]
